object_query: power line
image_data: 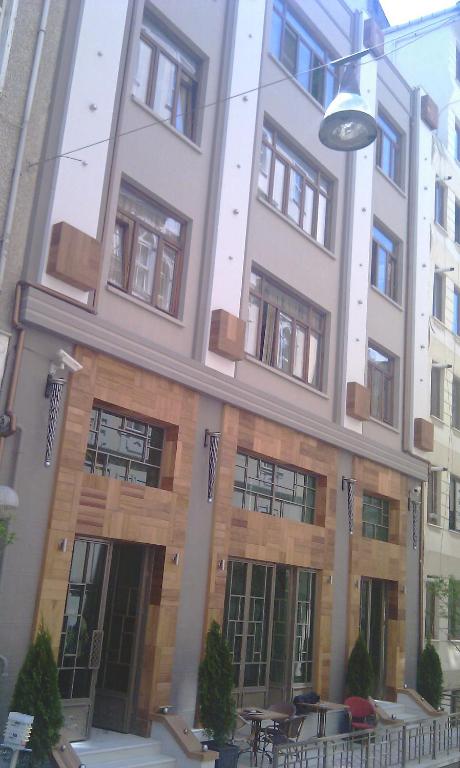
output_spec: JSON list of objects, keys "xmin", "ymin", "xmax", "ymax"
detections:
[{"xmin": 28, "ymin": 8, "xmax": 460, "ymax": 169}]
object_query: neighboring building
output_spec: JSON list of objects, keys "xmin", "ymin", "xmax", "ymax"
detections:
[
  {"xmin": 0, "ymin": 0, "xmax": 69, "ymax": 721},
  {"xmin": 387, "ymin": 5, "xmax": 460, "ymax": 709},
  {"xmin": 0, "ymin": 0, "xmax": 431, "ymax": 739}
]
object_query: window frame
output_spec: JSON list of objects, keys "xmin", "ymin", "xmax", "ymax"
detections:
[
  {"xmin": 247, "ymin": 268, "xmax": 326, "ymax": 390},
  {"xmin": 449, "ymin": 578, "xmax": 460, "ymax": 639},
  {"xmin": 133, "ymin": 15, "xmax": 200, "ymax": 142},
  {"xmin": 371, "ymin": 223, "xmax": 399, "ymax": 302},
  {"xmin": 454, "ymin": 286, "xmax": 460, "ymax": 335},
  {"xmin": 376, "ymin": 110, "xmax": 402, "ymax": 187},
  {"xmin": 430, "ymin": 365, "xmax": 442, "ymax": 420},
  {"xmin": 435, "ymin": 180, "xmax": 447, "ymax": 229},
  {"xmin": 453, "ymin": 376, "xmax": 460, "ymax": 431},
  {"xmin": 449, "ymin": 474, "xmax": 460, "ymax": 531},
  {"xmin": 84, "ymin": 405, "xmax": 164, "ymax": 488},
  {"xmin": 456, "ymin": 122, "xmax": 460, "ymax": 164},
  {"xmin": 362, "ymin": 493, "xmax": 390, "ymax": 542},
  {"xmin": 233, "ymin": 451, "xmax": 318, "ymax": 525},
  {"xmin": 367, "ymin": 343, "xmax": 395, "ymax": 426},
  {"xmin": 259, "ymin": 123, "xmax": 334, "ymax": 249},
  {"xmin": 108, "ymin": 184, "xmax": 185, "ymax": 317},
  {"xmin": 432, "ymin": 269, "xmax": 444, "ymax": 322},
  {"xmin": 456, "ymin": 46, "xmax": 460, "ymax": 82},
  {"xmin": 270, "ymin": 0, "xmax": 338, "ymax": 109},
  {"xmin": 427, "ymin": 471, "xmax": 441, "ymax": 525}
]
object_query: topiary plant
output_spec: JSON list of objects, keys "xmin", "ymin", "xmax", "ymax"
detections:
[
  {"xmin": 417, "ymin": 642, "xmax": 443, "ymax": 709},
  {"xmin": 346, "ymin": 634, "xmax": 374, "ymax": 698},
  {"xmin": 198, "ymin": 620, "xmax": 236, "ymax": 748},
  {"xmin": 11, "ymin": 622, "xmax": 63, "ymax": 766}
]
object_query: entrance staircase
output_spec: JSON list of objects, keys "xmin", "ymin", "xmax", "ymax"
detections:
[{"xmin": 72, "ymin": 729, "xmax": 177, "ymax": 768}]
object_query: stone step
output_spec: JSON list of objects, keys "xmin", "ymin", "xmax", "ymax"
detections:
[{"xmin": 79, "ymin": 756, "xmax": 175, "ymax": 768}]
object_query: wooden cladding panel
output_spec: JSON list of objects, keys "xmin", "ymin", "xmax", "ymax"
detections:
[
  {"xmin": 34, "ymin": 347, "xmax": 198, "ymax": 720},
  {"xmin": 209, "ymin": 309, "xmax": 246, "ymax": 361},
  {"xmin": 421, "ymin": 94, "xmax": 439, "ymax": 131},
  {"xmin": 346, "ymin": 382, "xmax": 371, "ymax": 421},
  {"xmin": 364, "ymin": 17, "xmax": 384, "ymax": 58},
  {"xmin": 204, "ymin": 404, "xmax": 339, "ymax": 698},
  {"xmin": 414, "ymin": 418, "xmax": 434, "ymax": 452},
  {"xmin": 348, "ymin": 457, "xmax": 409, "ymax": 694},
  {"xmin": 47, "ymin": 221, "xmax": 101, "ymax": 291}
]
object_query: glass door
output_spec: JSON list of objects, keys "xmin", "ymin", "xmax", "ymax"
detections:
[
  {"xmin": 58, "ymin": 538, "xmax": 111, "ymax": 741},
  {"xmin": 360, "ymin": 577, "xmax": 388, "ymax": 698}
]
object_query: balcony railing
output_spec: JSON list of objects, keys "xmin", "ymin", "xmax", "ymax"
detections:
[{"xmin": 273, "ymin": 712, "xmax": 460, "ymax": 768}]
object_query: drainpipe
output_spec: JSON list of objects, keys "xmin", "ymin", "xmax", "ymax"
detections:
[{"xmin": 0, "ymin": 0, "xmax": 51, "ymax": 288}]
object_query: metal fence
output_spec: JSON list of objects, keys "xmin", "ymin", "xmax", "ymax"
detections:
[{"xmin": 273, "ymin": 713, "xmax": 460, "ymax": 768}]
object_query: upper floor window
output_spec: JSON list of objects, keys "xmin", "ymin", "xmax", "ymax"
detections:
[
  {"xmin": 133, "ymin": 12, "xmax": 200, "ymax": 141},
  {"xmin": 84, "ymin": 406, "xmax": 164, "ymax": 487},
  {"xmin": 362, "ymin": 493, "xmax": 389, "ymax": 542},
  {"xmin": 371, "ymin": 225, "xmax": 398, "ymax": 302},
  {"xmin": 376, "ymin": 111, "xmax": 402, "ymax": 185},
  {"xmin": 259, "ymin": 123, "xmax": 333, "ymax": 248},
  {"xmin": 427, "ymin": 471, "xmax": 440, "ymax": 525},
  {"xmin": 454, "ymin": 287, "xmax": 460, "ymax": 335},
  {"xmin": 456, "ymin": 123, "xmax": 460, "ymax": 163},
  {"xmin": 108, "ymin": 182, "xmax": 185, "ymax": 317},
  {"xmin": 368, "ymin": 344, "xmax": 395, "ymax": 425},
  {"xmin": 432, "ymin": 269, "xmax": 444, "ymax": 321},
  {"xmin": 233, "ymin": 452, "xmax": 317, "ymax": 524},
  {"xmin": 456, "ymin": 46, "xmax": 460, "ymax": 82},
  {"xmin": 0, "ymin": 0, "xmax": 17, "ymax": 90},
  {"xmin": 246, "ymin": 269, "xmax": 326, "ymax": 390},
  {"xmin": 450, "ymin": 474, "xmax": 460, "ymax": 531},
  {"xmin": 435, "ymin": 180, "xmax": 447, "ymax": 229},
  {"xmin": 270, "ymin": 0, "xmax": 337, "ymax": 108},
  {"xmin": 453, "ymin": 376, "xmax": 460, "ymax": 430},
  {"xmin": 431, "ymin": 365, "xmax": 442, "ymax": 420}
]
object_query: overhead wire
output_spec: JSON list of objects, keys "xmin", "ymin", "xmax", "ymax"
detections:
[{"xmin": 27, "ymin": 8, "xmax": 460, "ymax": 170}]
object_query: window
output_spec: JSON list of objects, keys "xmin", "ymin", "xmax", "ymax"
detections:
[
  {"xmin": 456, "ymin": 202, "xmax": 460, "ymax": 245},
  {"xmin": 454, "ymin": 287, "xmax": 460, "ymax": 335},
  {"xmin": 259, "ymin": 123, "xmax": 333, "ymax": 248},
  {"xmin": 456, "ymin": 46, "xmax": 460, "ymax": 81},
  {"xmin": 449, "ymin": 578, "xmax": 460, "ymax": 638},
  {"xmin": 368, "ymin": 344, "xmax": 395, "ymax": 425},
  {"xmin": 233, "ymin": 452, "xmax": 317, "ymax": 524},
  {"xmin": 427, "ymin": 471, "xmax": 440, "ymax": 525},
  {"xmin": 449, "ymin": 474, "xmax": 460, "ymax": 531},
  {"xmin": 362, "ymin": 494, "xmax": 389, "ymax": 541},
  {"xmin": 456, "ymin": 123, "xmax": 460, "ymax": 163},
  {"xmin": 0, "ymin": 0, "xmax": 18, "ymax": 90},
  {"xmin": 133, "ymin": 12, "xmax": 200, "ymax": 140},
  {"xmin": 425, "ymin": 579, "xmax": 437, "ymax": 640},
  {"xmin": 246, "ymin": 269, "xmax": 326, "ymax": 389},
  {"xmin": 431, "ymin": 365, "xmax": 442, "ymax": 419},
  {"xmin": 108, "ymin": 182, "xmax": 185, "ymax": 316},
  {"xmin": 371, "ymin": 225, "xmax": 398, "ymax": 301},
  {"xmin": 84, "ymin": 406, "xmax": 164, "ymax": 487},
  {"xmin": 453, "ymin": 377, "xmax": 460, "ymax": 430},
  {"xmin": 435, "ymin": 180, "xmax": 447, "ymax": 229},
  {"xmin": 376, "ymin": 111, "xmax": 402, "ymax": 185},
  {"xmin": 432, "ymin": 270, "xmax": 444, "ymax": 321},
  {"xmin": 270, "ymin": 0, "xmax": 337, "ymax": 108}
]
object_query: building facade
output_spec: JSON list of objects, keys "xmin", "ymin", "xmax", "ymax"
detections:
[
  {"xmin": 0, "ymin": 0, "xmax": 431, "ymax": 738},
  {"xmin": 387, "ymin": 5, "xmax": 460, "ymax": 707}
]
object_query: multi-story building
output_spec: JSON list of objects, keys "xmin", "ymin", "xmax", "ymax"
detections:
[
  {"xmin": 0, "ymin": 0, "xmax": 432, "ymax": 740},
  {"xmin": 387, "ymin": 5, "xmax": 460, "ymax": 708}
]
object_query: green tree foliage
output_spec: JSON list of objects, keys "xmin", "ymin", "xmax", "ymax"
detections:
[
  {"xmin": 11, "ymin": 623, "xmax": 63, "ymax": 765},
  {"xmin": 346, "ymin": 634, "xmax": 374, "ymax": 698},
  {"xmin": 417, "ymin": 643, "xmax": 443, "ymax": 709},
  {"xmin": 198, "ymin": 620, "xmax": 236, "ymax": 747}
]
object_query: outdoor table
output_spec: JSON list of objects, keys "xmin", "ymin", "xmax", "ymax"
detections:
[
  {"xmin": 295, "ymin": 700, "xmax": 350, "ymax": 738},
  {"xmin": 237, "ymin": 707, "xmax": 289, "ymax": 766}
]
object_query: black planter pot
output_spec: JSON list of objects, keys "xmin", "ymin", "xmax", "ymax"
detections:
[{"xmin": 203, "ymin": 741, "xmax": 240, "ymax": 768}]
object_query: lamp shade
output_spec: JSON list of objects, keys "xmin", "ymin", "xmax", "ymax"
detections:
[
  {"xmin": 319, "ymin": 63, "xmax": 377, "ymax": 152},
  {"xmin": 0, "ymin": 485, "xmax": 19, "ymax": 509}
]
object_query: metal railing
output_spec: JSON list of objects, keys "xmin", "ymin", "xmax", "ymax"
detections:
[{"xmin": 273, "ymin": 712, "xmax": 460, "ymax": 768}]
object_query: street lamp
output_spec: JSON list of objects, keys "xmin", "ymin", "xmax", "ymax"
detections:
[{"xmin": 319, "ymin": 61, "xmax": 377, "ymax": 151}]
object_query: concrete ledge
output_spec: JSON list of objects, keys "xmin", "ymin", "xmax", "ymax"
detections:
[{"xmin": 151, "ymin": 714, "xmax": 218, "ymax": 763}]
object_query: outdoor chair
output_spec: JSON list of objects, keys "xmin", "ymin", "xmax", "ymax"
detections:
[
  {"xmin": 233, "ymin": 712, "xmax": 254, "ymax": 763},
  {"xmin": 261, "ymin": 714, "xmax": 306, "ymax": 764},
  {"xmin": 344, "ymin": 697, "xmax": 376, "ymax": 731},
  {"xmin": 263, "ymin": 702, "xmax": 296, "ymax": 736}
]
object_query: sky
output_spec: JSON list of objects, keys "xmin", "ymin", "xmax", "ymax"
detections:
[{"xmin": 380, "ymin": 0, "xmax": 456, "ymax": 25}]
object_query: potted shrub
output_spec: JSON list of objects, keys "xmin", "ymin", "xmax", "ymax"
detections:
[
  {"xmin": 10, "ymin": 623, "xmax": 63, "ymax": 767},
  {"xmin": 198, "ymin": 620, "xmax": 238, "ymax": 768},
  {"xmin": 417, "ymin": 642, "xmax": 443, "ymax": 709},
  {"xmin": 346, "ymin": 634, "xmax": 374, "ymax": 698}
]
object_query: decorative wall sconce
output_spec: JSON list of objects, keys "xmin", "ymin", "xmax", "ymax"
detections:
[
  {"xmin": 218, "ymin": 559, "xmax": 226, "ymax": 571},
  {"xmin": 342, "ymin": 476, "xmax": 356, "ymax": 534},
  {"xmin": 408, "ymin": 488, "xmax": 421, "ymax": 550},
  {"xmin": 204, "ymin": 429, "xmax": 221, "ymax": 502},
  {"xmin": 171, "ymin": 552, "xmax": 180, "ymax": 566},
  {"xmin": 44, "ymin": 350, "xmax": 83, "ymax": 467}
]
